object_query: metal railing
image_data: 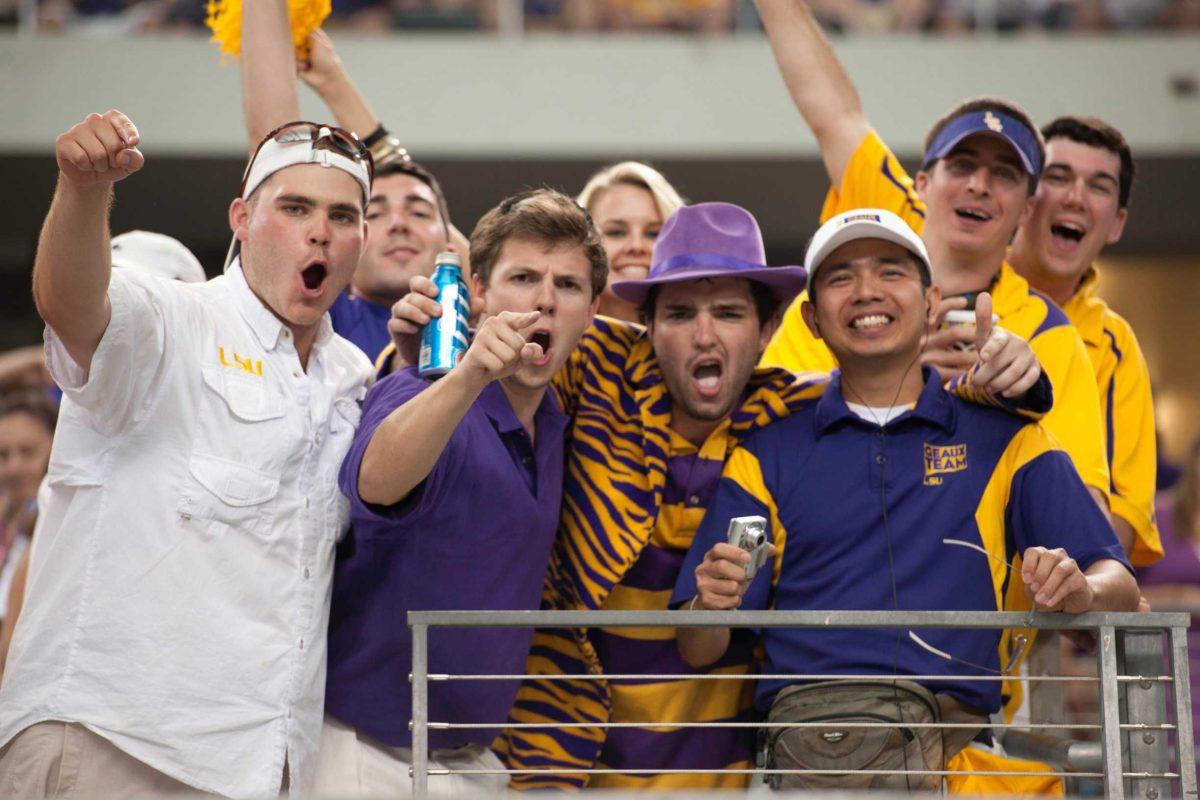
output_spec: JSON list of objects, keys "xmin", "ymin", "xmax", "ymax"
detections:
[{"xmin": 407, "ymin": 610, "xmax": 1196, "ymax": 799}]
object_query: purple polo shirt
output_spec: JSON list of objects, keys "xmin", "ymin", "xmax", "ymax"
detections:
[
  {"xmin": 326, "ymin": 367, "xmax": 567, "ymax": 749},
  {"xmin": 328, "ymin": 290, "xmax": 392, "ymax": 365}
]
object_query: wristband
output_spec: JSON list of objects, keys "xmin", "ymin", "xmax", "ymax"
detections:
[{"xmin": 361, "ymin": 124, "xmax": 389, "ymax": 148}]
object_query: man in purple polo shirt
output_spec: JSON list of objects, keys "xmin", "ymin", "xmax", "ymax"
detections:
[{"xmin": 315, "ymin": 189, "xmax": 607, "ymax": 797}]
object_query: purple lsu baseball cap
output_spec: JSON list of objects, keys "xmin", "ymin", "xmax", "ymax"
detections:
[
  {"xmin": 609, "ymin": 202, "xmax": 807, "ymax": 307},
  {"xmin": 921, "ymin": 109, "xmax": 1043, "ymax": 181}
]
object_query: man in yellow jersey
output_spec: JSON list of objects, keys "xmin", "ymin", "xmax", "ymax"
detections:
[
  {"xmin": 1009, "ymin": 117, "xmax": 1161, "ymax": 567},
  {"xmin": 754, "ymin": 0, "xmax": 1112, "ymax": 520}
]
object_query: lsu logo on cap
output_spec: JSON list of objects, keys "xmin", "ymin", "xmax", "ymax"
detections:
[
  {"xmin": 924, "ymin": 443, "xmax": 967, "ymax": 486},
  {"xmin": 984, "ymin": 111, "xmax": 1004, "ymax": 133},
  {"xmin": 842, "ymin": 213, "xmax": 882, "ymax": 226}
]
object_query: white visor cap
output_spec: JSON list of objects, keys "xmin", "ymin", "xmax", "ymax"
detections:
[
  {"xmin": 240, "ymin": 126, "xmax": 371, "ymax": 205},
  {"xmin": 111, "ymin": 230, "xmax": 207, "ymax": 283},
  {"xmin": 804, "ymin": 209, "xmax": 932, "ymax": 292}
]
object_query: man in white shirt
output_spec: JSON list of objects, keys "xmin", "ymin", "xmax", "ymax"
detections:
[{"xmin": 0, "ymin": 109, "xmax": 374, "ymax": 798}]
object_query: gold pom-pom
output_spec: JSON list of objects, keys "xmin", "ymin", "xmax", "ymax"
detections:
[{"xmin": 205, "ymin": 0, "xmax": 332, "ymax": 62}]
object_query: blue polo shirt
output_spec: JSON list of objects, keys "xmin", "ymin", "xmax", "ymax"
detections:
[
  {"xmin": 329, "ymin": 290, "xmax": 391, "ymax": 364},
  {"xmin": 327, "ymin": 367, "xmax": 567, "ymax": 749},
  {"xmin": 672, "ymin": 367, "xmax": 1129, "ymax": 715}
]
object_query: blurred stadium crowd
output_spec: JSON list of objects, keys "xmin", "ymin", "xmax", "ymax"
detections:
[{"xmin": 4, "ymin": 0, "xmax": 1199, "ymax": 33}]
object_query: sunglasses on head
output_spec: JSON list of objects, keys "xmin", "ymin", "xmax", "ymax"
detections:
[{"xmin": 241, "ymin": 121, "xmax": 375, "ymax": 197}]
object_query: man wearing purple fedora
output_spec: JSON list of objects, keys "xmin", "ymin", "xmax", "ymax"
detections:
[{"xmin": 397, "ymin": 200, "xmax": 1043, "ymax": 788}]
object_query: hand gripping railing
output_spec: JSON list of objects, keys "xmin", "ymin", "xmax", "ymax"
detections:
[{"xmin": 406, "ymin": 609, "xmax": 1196, "ymax": 799}]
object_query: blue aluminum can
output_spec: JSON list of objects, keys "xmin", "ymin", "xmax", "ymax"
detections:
[{"xmin": 418, "ymin": 252, "xmax": 470, "ymax": 377}]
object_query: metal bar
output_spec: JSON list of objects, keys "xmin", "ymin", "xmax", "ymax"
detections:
[
  {"xmin": 1120, "ymin": 630, "xmax": 1171, "ymax": 800},
  {"xmin": 410, "ymin": 623, "xmax": 429, "ymax": 800},
  {"xmin": 425, "ymin": 671, "xmax": 1162, "ymax": 682},
  {"xmin": 1098, "ymin": 625, "xmax": 1125, "ymax": 799},
  {"xmin": 431, "ymin": 720, "xmax": 1106, "ymax": 730},
  {"xmin": 1169, "ymin": 625, "xmax": 1199, "ymax": 797},
  {"xmin": 408, "ymin": 609, "xmax": 1188, "ymax": 629},
  {"xmin": 431, "ymin": 767, "xmax": 1116, "ymax": 778}
]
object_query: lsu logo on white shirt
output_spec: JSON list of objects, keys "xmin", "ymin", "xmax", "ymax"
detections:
[{"xmin": 218, "ymin": 347, "xmax": 263, "ymax": 377}]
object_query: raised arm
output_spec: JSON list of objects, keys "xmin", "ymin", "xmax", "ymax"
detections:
[
  {"xmin": 358, "ymin": 310, "xmax": 543, "ymax": 505},
  {"xmin": 297, "ymin": 30, "xmax": 381, "ymax": 139},
  {"xmin": 33, "ymin": 111, "xmax": 144, "ymax": 373},
  {"xmin": 754, "ymin": 0, "xmax": 871, "ymax": 186},
  {"xmin": 241, "ymin": 0, "xmax": 301, "ymax": 152}
]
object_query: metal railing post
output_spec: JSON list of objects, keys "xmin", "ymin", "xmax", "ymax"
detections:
[
  {"xmin": 1097, "ymin": 625, "xmax": 1125, "ymax": 799},
  {"xmin": 1119, "ymin": 630, "xmax": 1170, "ymax": 800},
  {"xmin": 1169, "ymin": 625, "xmax": 1198, "ymax": 797},
  {"xmin": 411, "ymin": 622, "xmax": 430, "ymax": 799}
]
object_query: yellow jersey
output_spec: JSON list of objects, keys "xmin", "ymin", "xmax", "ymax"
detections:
[
  {"xmin": 1062, "ymin": 268, "xmax": 1162, "ymax": 565},
  {"xmin": 762, "ymin": 130, "xmax": 1111, "ymax": 497}
]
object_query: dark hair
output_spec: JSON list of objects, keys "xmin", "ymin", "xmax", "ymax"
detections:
[
  {"xmin": 0, "ymin": 389, "xmax": 58, "ymax": 435},
  {"xmin": 641, "ymin": 279, "xmax": 780, "ymax": 327},
  {"xmin": 375, "ymin": 159, "xmax": 453, "ymax": 240},
  {"xmin": 470, "ymin": 189, "xmax": 608, "ymax": 299},
  {"xmin": 1041, "ymin": 116, "xmax": 1135, "ymax": 208},
  {"xmin": 923, "ymin": 96, "xmax": 1045, "ymax": 196}
]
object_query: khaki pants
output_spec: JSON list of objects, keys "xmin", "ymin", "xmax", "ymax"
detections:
[
  {"xmin": 312, "ymin": 717, "xmax": 508, "ymax": 799},
  {"xmin": 0, "ymin": 721, "xmax": 205, "ymax": 800}
]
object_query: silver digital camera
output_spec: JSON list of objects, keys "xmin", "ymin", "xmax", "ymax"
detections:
[{"xmin": 726, "ymin": 515, "xmax": 769, "ymax": 581}]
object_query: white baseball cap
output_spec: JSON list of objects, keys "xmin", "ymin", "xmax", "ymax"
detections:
[
  {"xmin": 111, "ymin": 230, "xmax": 207, "ymax": 283},
  {"xmin": 226, "ymin": 122, "xmax": 374, "ymax": 269},
  {"xmin": 804, "ymin": 209, "xmax": 932, "ymax": 292},
  {"xmin": 240, "ymin": 122, "xmax": 371, "ymax": 204}
]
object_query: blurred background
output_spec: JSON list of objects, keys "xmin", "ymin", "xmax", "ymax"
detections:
[{"xmin": 1, "ymin": 0, "xmax": 1198, "ymax": 466}]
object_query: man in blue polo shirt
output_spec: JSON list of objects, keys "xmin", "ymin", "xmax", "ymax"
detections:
[
  {"xmin": 316, "ymin": 189, "xmax": 606, "ymax": 797},
  {"xmin": 673, "ymin": 209, "xmax": 1139, "ymax": 793}
]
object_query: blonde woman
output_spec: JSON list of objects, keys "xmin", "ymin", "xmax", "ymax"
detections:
[{"xmin": 578, "ymin": 162, "xmax": 685, "ymax": 321}]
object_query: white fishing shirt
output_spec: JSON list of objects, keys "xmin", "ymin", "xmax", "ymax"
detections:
[{"xmin": 0, "ymin": 262, "xmax": 372, "ymax": 798}]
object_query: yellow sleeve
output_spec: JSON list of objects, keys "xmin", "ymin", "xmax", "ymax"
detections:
[
  {"xmin": 820, "ymin": 129, "xmax": 927, "ymax": 232},
  {"xmin": 760, "ymin": 291, "xmax": 839, "ymax": 373},
  {"xmin": 1105, "ymin": 321, "xmax": 1162, "ymax": 565},
  {"xmin": 723, "ymin": 446, "xmax": 790, "ymax": 587},
  {"xmin": 1030, "ymin": 325, "xmax": 1111, "ymax": 498}
]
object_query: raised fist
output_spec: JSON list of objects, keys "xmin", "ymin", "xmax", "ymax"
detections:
[{"xmin": 55, "ymin": 110, "xmax": 144, "ymax": 189}]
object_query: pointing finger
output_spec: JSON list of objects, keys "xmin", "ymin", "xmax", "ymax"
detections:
[{"xmin": 974, "ymin": 292, "xmax": 994, "ymax": 352}]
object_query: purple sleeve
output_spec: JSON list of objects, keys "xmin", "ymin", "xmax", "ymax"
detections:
[
  {"xmin": 1010, "ymin": 450, "xmax": 1132, "ymax": 574},
  {"xmin": 337, "ymin": 367, "xmax": 470, "ymax": 527}
]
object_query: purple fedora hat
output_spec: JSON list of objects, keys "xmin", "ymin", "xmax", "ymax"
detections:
[{"xmin": 610, "ymin": 202, "xmax": 807, "ymax": 307}]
